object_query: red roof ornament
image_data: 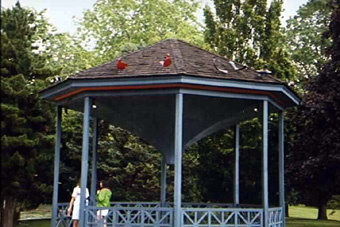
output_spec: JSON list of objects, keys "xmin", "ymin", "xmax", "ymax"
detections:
[
  {"xmin": 160, "ymin": 54, "xmax": 171, "ymax": 67},
  {"xmin": 117, "ymin": 58, "xmax": 128, "ymax": 70}
]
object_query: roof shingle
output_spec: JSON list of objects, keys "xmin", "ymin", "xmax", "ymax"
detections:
[{"xmin": 71, "ymin": 39, "xmax": 283, "ymax": 84}]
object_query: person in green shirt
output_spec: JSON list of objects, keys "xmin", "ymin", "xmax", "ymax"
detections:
[{"xmin": 96, "ymin": 180, "xmax": 112, "ymax": 224}]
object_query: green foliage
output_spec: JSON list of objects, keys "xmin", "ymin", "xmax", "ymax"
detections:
[
  {"xmin": 96, "ymin": 125, "xmax": 161, "ymax": 201},
  {"xmin": 287, "ymin": 0, "xmax": 340, "ymax": 219},
  {"xmin": 285, "ymin": 0, "xmax": 332, "ymax": 88},
  {"xmin": 1, "ymin": 3, "xmax": 58, "ymax": 225},
  {"xmin": 204, "ymin": 0, "xmax": 297, "ymax": 81},
  {"xmin": 76, "ymin": 0, "xmax": 205, "ymax": 63}
]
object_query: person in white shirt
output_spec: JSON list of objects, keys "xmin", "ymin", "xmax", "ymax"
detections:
[{"xmin": 67, "ymin": 180, "xmax": 90, "ymax": 227}]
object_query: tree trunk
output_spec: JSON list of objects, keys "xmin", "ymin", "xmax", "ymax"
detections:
[
  {"xmin": 285, "ymin": 203, "xmax": 289, "ymax": 217},
  {"xmin": 317, "ymin": 201, "xmax": 328, "ymax": 220},
  {"xmin": 1, "ymin": 196, "xmax": 17, "ymax": 227}
]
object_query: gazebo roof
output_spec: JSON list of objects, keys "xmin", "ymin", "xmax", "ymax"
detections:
[
  {"xmin": 71, "ymin": 39, "xmax": 280, "ymax": 84},
  {"xmin": 41, "ymin": 39, "xmax": 300, "ymax": 164},
  {"xmin": 42, "ymin": 39, "xmax": 299, "ymax": 107}
]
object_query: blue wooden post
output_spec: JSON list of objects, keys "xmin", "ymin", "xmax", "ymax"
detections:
[
  {"xmin": 161, "ymin": 155, "xmax": 167, "ymax": 207},
  {"xmin": 234, "ymin": 124, "xmax": 240, "ymax": 207},
  {"xmin": 79, "ymin": 97, "xmax": 91, "ymax": 227},
  {"xmin": 262, "ymin": 101, "xmax": 269, "ymax": 227},
  {"xmin": 91, "ymin": 118, "xmax": 98, "ymax": 205},
  {"xmin": 174, "ymin": 93, "xmax": 183, "ymax": 227},
  {"xmin": 51, "ymin": 106, "xmax": 62, "ymax": 227},
  {"xmin": 279, "ymin": 111, "xmax": 285, "ymax": 226}
]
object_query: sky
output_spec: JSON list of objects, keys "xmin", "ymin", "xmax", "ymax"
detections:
[{"xmin": 2, "ymin": 0, "xmax": 309, "ymax": 34}]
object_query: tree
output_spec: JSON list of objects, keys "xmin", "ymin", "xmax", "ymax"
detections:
[
  {"xmin": 285, "ymin": 0, "xmax": 332, "ymax": 88},
  {"xmin": 287, "ymin": 0, "xmax": 340, "ymax": 220},
  {"xmin": 204, "ymin": 0, "xmax": 297, "ymax": 81},
  {"xmin": 76, "ymin": 0, "xmax": 205, "ymax": 63},
  {"xmin": 1, "ymin": 3, "xmax": 58, "ymax": 226}
]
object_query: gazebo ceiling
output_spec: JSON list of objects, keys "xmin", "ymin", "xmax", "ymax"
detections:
[{"xmin": 41, "ymin": 39, "xmax": 300, "ymax": 164}]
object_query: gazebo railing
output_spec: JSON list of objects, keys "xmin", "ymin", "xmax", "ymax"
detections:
[
  {"xmin": 268, "ymin": 207, "xmax": 283, "ymax": 227},
  {"xmin": 181, "ymin": 208, "xmax": 263, "ymax": 227},
  {"xmin": 56, "ymin": 203, "xmax": 72, "ymax": 227},
  {"xmin": 57, "ymin": 202, "xmax": 280, "ymax": 227},
  {"xmin": 85, "ymin": 206, "xmax": 173, "ymax": 227},
  {"xmin": 111, "ymin": 201, "xmax": 161, "ymax": 208},
  {"xmin": 166, "ymin": 202, "xmax": 234, "ymax": 208}
]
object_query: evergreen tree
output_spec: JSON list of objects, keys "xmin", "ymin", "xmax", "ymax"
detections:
[
  {"xmin": 287, "ymin": 0, "xmax": 340, "ymax": 220},
  {"xmin": 1, "ymin": 3, "xmax": 57, "ymax": 226}
]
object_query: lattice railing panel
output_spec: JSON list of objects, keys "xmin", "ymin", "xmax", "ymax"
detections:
[
  {"xmin": 56, "ymin": 203, "xmax": 72, "ymax": 227},
  {"xmin": 268, "ymin": 207, "xmax": 283, "ymax": 227},
  {"xmin": 182, "ymin": 208, "xmax": 262, "ymax": 227},
  {"xmin": 85, "ymin": 206, "xmax": 173, "ymax": 227}
]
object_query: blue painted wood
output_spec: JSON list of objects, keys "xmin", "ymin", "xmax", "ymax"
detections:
[
  {"xmin": 263, "ymin": 100, "xmax": 269, "ymax": 227},
  {"xmin": 161, "ymin": 155, "xmax": 167, "ymax": 207},
  {"xmin": 279, "ymin": 111, "xmax": 285, "ymax": 227},
  {"xmin": 52, "ymin": 106, "xmax": 62, "ymax": 227},
  {"xmin": 58, "ymin": 201, "xmax": 283, "ymax": 227},
  {"xmin": 57, "ymin": 86, "xmax": 285, "ymax": 114},
  {"xmin": 79, "ymin": 97, "xmax": 91, "ymax": 227},
  {"xmin": 185, "ymin": 105, "xmax": 258, "ymax": 148},
  {"xmin": 90, "ymin": 117, "xmax": 98, "ymax": 205},
  {"xmin": 41, "ymin": 75, "xmax": 300, "ymax": 106},
  {"xmin": 174, "ymin": 93, "xmax": 183, "ymax": 227},
  {"xmin": 269, "ymin": 207, "xmax": 284, "ymax": 226},
  {"xmin": 234, "ymin": 124, "xmax": 240, "ymax": 207}
]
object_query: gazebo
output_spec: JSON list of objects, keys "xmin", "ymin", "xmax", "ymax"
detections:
[{"xmin": 41, "ymin": 39, "xmax": 300, "ymax": 227}]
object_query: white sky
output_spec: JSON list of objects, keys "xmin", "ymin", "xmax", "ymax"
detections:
[{"xmin": 2, "ymin": 0, "xmax": 309, "ymax": 34}]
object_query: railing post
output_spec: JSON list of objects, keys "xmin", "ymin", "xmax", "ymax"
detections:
[
  {"xmin": 52, "ymin": 106, "xmax": 62, "ymax": 227},
  {"xmin": 161, "ymin": 155, "xmax": 167, "ymax": 207},
  {"xmin": 262, "ymin": 100, "xmax": 269, "ymax": 227},
  {"xmin": 91, "ymin": 117, "xmax": 98, "ymax": 205},
  {"xmin": 234, "ymin": 124, "xmax": 240, "ymax": 207},
  {"xmin": 174, "ymin": 93, "xmax": 183, "ymax": 227},
  {"xmin": 279, "ymin": 111, "xmax": 285, "ymax": 226},
  {"xmin": 79, "ymin": 97, "xmax": 91, "ymax": 227}
]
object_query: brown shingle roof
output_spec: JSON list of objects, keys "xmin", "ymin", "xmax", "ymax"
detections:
[{"xmin": 71, "ymin": 39, "xmax": 282, "ymax": 84}]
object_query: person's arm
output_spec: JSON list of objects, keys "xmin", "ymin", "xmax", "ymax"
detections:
[
  {"xmin": 96, "ymin": 189, "xmax": 106, "ymax": 203},
  {"xmin": 67, "ymin": 197, "xmax": 75, "ymax": 216}
]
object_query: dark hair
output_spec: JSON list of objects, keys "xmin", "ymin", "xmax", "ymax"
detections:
[{"xmin": 100, "ymin": 180, "xmax": 109, "ymax": 188}]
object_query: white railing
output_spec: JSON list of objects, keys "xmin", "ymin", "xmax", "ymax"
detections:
[
  {"xmin": 85, "ymin": 206, "xmax": 173, "ymax": 227},
  {"xmin": 56, "ymin": 203, "xmax": 72, "ymax": 227},
  {"xmin": 181, "ymin": 208, "xmax": 263, "ymax": 227},
  {"xmin": 268, "ymin": 207, "xmax": 283, "ymax": 227}
]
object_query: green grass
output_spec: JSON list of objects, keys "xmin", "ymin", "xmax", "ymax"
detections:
[
  {"xmin": 287, "ymin": 205, "xmax": 340, "ymax": 227},
  {"xmin": 286, "ymin": 217, "xmax": 340, "ymax": 227},
  {"xmin": 289, "ymin": 205, "xmax": 340, "ymax": 221},
  {"xmin": 16, "ymin": 219, "xmax": 50, "ymax": 227}
]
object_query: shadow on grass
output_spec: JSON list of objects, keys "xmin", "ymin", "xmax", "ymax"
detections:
[
  {"xmin": 16, "ymin": 219, "xmax": 50, "ymax": 227},
  {"xmin": 287, "ymin": 217, "xmax": 340, "ymax": 227}
]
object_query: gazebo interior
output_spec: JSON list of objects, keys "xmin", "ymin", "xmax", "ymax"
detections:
[{"xmin": 41, "ymin": 39, "xmax": 300, "ymax": 227}]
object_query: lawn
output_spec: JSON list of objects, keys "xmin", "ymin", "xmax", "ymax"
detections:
[
  {"xmin": 16, "ymin": 219, "xmax": 50, "ymax": 227},
  {"xmin": 286, "ymin": 217, "xmax": 340, "ymax": 227},
  {"xmin": 289, "ymin": 205, "xmax": 340, "ymax": 221}
]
